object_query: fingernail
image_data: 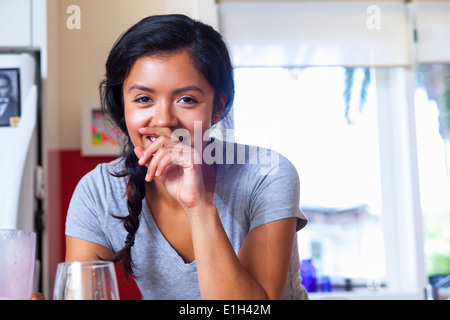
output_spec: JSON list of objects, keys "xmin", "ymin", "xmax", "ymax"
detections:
[{"xmin": 145, "ymin": 173, "xmax": 150, "ymax": 181}]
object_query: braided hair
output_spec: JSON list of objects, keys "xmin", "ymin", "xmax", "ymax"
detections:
[{"xmin": 99, "ymin": 14, "xmax": 234, "ymax": 277}]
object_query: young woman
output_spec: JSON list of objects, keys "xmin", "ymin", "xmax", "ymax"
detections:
[{"xmin": 63, "ymin": 14, "xmax": 307, "ymax": 300}]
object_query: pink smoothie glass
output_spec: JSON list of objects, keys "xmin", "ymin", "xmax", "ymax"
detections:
[{"xmin": 0, "ymin": 229, "xmax": 36, "ymax": 300}]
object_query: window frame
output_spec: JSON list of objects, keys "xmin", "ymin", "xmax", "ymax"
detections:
[{"xmin": 373, "ymin": 67, "xmax": 427, "ymax": 297}]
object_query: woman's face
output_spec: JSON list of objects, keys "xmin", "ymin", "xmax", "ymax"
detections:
[{"xmin": 123, "ymin": 51, "xmax": 224, "ymax": 151}]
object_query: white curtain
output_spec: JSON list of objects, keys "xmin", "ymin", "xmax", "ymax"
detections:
[
  {"xmin": 219, "ymin": 1, "xmax": 413, "ymax": 67},
  {"xmin": 415, "ymin": 1, "xmax": 450, "ymax": 64}
]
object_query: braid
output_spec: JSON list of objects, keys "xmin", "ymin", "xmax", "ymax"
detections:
[{"xmin": 112, "ymin": 148, "xmax": 147, "ymax": 277}]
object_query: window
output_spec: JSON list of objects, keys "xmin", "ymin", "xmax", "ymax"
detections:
[
  {"xmin": 232, "ymin": 66, "xmax": 385, "ymax": 291},
  {"xmin": 231, "ymin": 65, "xmax": 429, "ymax": 298},
  {"xmin": 415, "ymin": 64, "xmax": 450, "ymax": 284},
  {"xmin": 220, "ymin": 0, "xmax": 450, "ymax": 299}
]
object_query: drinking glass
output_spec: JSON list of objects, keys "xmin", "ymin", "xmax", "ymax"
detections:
[
  {"xmin": 0, "ymin": 229, "xmax": 36, "ymax": 300},
  {"xmin": 53, "ymin": 261, "xmax": 120, "ymax": 300}
]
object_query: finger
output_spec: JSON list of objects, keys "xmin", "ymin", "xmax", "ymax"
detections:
[
  {"xmin": 134, "ymin": 146, "xmax": 145, "ymax": 161},
  {"xmin": 145, "ymin": 145, "xmax": 171, "ymax": 181},
  {"xmin": 138, "ymin": 135, "xmax": 178, "ymax": 166},
  {"xmin": 30, "ymin": 292, "xmax": 45, "ymax": 300},
  {"xmin": 138, "ymin": 145, "xmax": 155, "ymax": 166},
  {"xmin": 137, "ymin": 137, "xmax": 168, "ymax": 166},
  {"xmin": 170, "ymin": 142, "xmax": 201, "ymax": 168},
  {"xmin": 147, "ymin": 141, "xmax": 201, "ymax": 181},
  {"xmin": 154, "ymin": 150, "xmax": 178, "ymax": 178}
]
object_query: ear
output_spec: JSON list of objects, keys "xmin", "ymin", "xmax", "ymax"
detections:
[{"xmin": 212, "ymin": 92, "xmax": 228, "ymax": 124}]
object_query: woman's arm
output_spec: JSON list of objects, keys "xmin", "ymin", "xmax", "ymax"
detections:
[
  {"xmin": 188, "ymin": 202, "xmax": 297, "ymax": 300},
  {"xmin": 65, "ymin": 236, "xmax": 115, "ymax": 262},
  {"xmin": 238, "ymin": 217, "xmax": 298, "ymax": 299}
]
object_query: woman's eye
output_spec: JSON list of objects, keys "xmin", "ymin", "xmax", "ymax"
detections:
[
  {"xmin": 134, "ymin": 96, "xmax": 152, "ymax": 104},
  {"xmin": 178, "ymin": 96, "xmax": 198, "ymax": 104}
]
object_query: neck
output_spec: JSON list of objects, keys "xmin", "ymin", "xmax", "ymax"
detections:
[{"xmin": 146, "ymin": 178, "xmax": 179, "ymax": 209}]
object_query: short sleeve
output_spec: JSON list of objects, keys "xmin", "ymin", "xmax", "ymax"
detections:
[
  {"xmin": 65, "ymin": 164, "xmax": 114, "ymax": 250},
  {"xmin": 248, "ymin": 151, "xmax": 307, "ymax": 232}
]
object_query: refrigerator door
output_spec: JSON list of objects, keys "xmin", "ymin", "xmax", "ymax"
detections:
[{"xmin": 0, "ymin": 53, "xmax": 37, "ymax": 230}]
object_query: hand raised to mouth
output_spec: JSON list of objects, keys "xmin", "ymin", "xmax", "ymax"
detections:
[{"xmin": 134, "ymin": 126, "xmax": 207, "ymax": 211}]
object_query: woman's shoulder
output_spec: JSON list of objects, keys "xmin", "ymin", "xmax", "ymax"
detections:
[
  {"xmin": 215, "ymin": 139, "xmax": 297, "ymax": 178},
  {"xmin": 82, "ymin": 157, "xmax": 125, "ymax": 178},
  {"xmin": 76, "ymin": 157, "xmax": 127, "ymax": 194}
]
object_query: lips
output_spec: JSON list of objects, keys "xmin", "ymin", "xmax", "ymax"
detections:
[{"xmin": 144, "ymin": 134, "xmax": 184, "ymax": 144}]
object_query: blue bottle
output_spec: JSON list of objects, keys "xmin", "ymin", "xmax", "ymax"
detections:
[
  {"xmin": 319, "ymin": 276, "xmax": 332, "ymax": 292},
  {"xmin": 300, "ymin": 259, "xmax": 317, "ymax": 292}
]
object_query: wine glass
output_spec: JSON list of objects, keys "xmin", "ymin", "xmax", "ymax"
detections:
[{"xmin": 53, "ymin": 261, "xmax": 120, "ymax": 300}]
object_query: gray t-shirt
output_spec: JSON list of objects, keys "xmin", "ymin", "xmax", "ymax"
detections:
[{"xmin": 66, "ymin": 141, "xmax": 308, "ymax": 299}]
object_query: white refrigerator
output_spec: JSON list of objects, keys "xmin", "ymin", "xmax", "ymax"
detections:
[{"xmin": 0, "ymin": 49, "xmax": 42, "ymax": 291}]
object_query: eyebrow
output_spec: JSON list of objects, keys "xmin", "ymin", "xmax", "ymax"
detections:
[{"xmin": 128, "ymin": 84, "xmax": 205, "ymax": 95}]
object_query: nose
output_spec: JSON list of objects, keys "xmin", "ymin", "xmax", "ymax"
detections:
[{"xmin": 150, "ymin": 101, "xmax": 179, "ymax": 128}]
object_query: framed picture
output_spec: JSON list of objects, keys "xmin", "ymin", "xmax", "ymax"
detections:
[
  {"xmin": 0, "ymin": 68, "xmax": 20, "ymax": 127},
  {"xmin": 81, "ymin": 100, "xmax": 122, "ymax": 156}
]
